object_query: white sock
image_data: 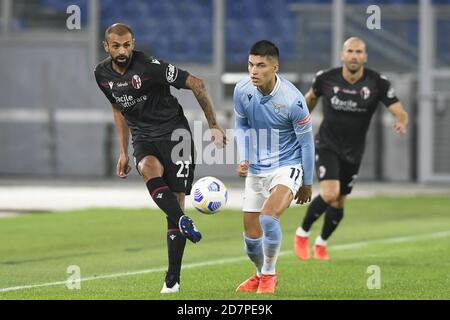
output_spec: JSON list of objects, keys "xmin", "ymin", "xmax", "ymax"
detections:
[
  {"xmin": 296, "ymin": 227, "xmax": 310, "ymax": 237},
  {"xmin": 315, "ymin": 236, "xmax": 327, "ymax": 246}
]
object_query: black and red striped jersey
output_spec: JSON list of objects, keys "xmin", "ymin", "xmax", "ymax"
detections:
[
  {"xmin": 94, "ymin": 51, "xmax": 191, "ymax": 143},
  {"xmin": 312, "ymin": 67, "xmax": 399, "ymax": 164}
]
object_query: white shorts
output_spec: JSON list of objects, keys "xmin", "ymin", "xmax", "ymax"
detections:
[{"xmin": 243, "ymin": 164, "xmax": 303, "ymax": 212}]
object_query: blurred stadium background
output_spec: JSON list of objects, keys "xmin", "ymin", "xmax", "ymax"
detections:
[
  {"xmin": 1, "ymin": 0, "xmax": 450, "ymax": 300},
  {"xmin": 1, "ymin": 0, "xmax": 450, "ymax": 183},
  {"xmin": 0, "ymin": 0, "xmax": 450, "ymax": 211},
  {"xmin": 0, "ymin": 0, "xmax": 449, "ymax": 184}
]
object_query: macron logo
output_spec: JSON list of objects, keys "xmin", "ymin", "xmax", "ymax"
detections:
[
  {"xmin": 156, "ymin": 193, "xmax": 163, "ymax": 199},
  {"xmin": 169, "ymin": 234, "xmax": 177, "ymax": 240}
]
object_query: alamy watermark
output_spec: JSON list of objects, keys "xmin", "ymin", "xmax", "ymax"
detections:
[
  {"xmin": 366, "ymin": 265, "xmax": 381, "ymax": 290},
  {"xmin": 66, "ymin": 5, "xmax": 81, "ymax": 30},
  {"xmin": 366, "ymin": 5, "xmax": 381, "ymax": 30},
  {"xmin": 169, "ymin": 121, "xmax": 281, "ymax": 167},
  {"xmin": 66, "ymin": 265, "xmax": 81, "ymax": 290}
]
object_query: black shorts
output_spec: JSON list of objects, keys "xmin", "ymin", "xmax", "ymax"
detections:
[
  {"xmin": 133, "ymin": 138, "xmax": 195, "ymax": 195},
  {"xmin": 315, "ymin": 147, "xmax": 361, "ymax": 195}
]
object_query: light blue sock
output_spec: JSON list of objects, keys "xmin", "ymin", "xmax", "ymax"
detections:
[
  {"xmin": 259, "ymin": 215, "xmax": 282, "ymax": 275},
  {"xmin": 243, "ymin": 234, "xmax": 263, "ymax": 276}
]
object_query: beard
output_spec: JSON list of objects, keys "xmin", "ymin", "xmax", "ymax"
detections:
[
  {"xmin": 113, "ymin": 54, "xmax": 131, "ymax": 68},
  {"xmin": 347, "ymin": 62, "xmax": 361, "ymax": 74}
]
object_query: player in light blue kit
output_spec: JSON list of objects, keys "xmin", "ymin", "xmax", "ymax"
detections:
[{"xmin": 234, "ymin": 40, "xmax": 315, "ymax": 294}]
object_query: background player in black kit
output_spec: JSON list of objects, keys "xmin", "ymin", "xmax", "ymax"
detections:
[
  {"xmin": 294, "ymin": 37, "xmax": 409, "ymax": 260},
  {"xmin": 94, "ymin": 23, "xmax": 226, "ymax": 293}
]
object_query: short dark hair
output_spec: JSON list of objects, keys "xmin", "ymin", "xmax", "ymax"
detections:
[
  {"xmin": 105, "ymin": 23, "xmax": 134, "ymax": 41},
  {"xmin": 249, "ymin": 40, "xmax": 279, "ymax": 60}
]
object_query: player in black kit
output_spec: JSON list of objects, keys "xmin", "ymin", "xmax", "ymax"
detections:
[
  {"xmin": 94, "ymin": 23, "xmax": 226, "ymax": 293},
  {"xmin": 294, "ymin": 37, "xmax": 409, "ymax": 260}
]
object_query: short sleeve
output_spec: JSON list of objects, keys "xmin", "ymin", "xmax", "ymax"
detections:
[
  {"xmin": 378, "ymin": 75, "xmax": 399, "ymax": 107},
  {"xmin": 94, "ymin": 68, "xmax": 116, "ymax": 104},
  {"xmin": 311, "ymin": 70, "xmax": 325, "ymax": 97},
  {"xmin": 145, "ymin": 58, "xmax": 189, "ymax": 89}
]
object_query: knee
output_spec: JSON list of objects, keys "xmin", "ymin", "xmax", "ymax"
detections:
[
  {"xmin": 138, "ymin": 158, "xmax": 163, "ymax": 181},
  {"xmin": 260, "ymin": 200, "xmax": 287, "ymax": 217},
  {"xmin": 320, "ymin": 190, "xmax": 340, "ymax": 204},
  {"xmin": 260, "ymin": 207, "xmax": 284, "ymax": 217},
  {"xmin": 244, "ymin": 224, "xmax": 262, "ymax": 239},
  {"xmin": 330, "ymin": 195, "xmax": 346, "ymax": 209}
]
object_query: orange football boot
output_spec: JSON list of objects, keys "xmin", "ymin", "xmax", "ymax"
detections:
[
  {"xmin": 294, "ymin": 235, "xmax": 310, "ymax": 260},
  {"xmin": 313, "ymin": 244, "xmax": 330, "ymax": 260},
  {"xmin": 256, "ymin": 274, "xmax": 277, "ymax": 294},
  {"xmin": 236, "ymin": 274, "xmax": 260, "ymax": 292}
]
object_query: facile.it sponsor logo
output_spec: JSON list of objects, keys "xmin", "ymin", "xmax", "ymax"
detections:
[
  {"xmin": 112, "ymin": 93, "xmax": 147, "ymax": 109},
  {"xmin": 330, "ymin": 96, "xmax": 366, "ymax": 112}
]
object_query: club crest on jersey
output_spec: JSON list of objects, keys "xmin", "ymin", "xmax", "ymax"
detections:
[
  {"xmin": 273, "ymin": 103, "xmax": 283, "ymax": 113},
  {"xmin": 360, "ymin": 86, "xmax": 371, "ymax": 100},
  {"xmin": 132, "ymin": 75, "xmax": 142, "ymax": 89}
]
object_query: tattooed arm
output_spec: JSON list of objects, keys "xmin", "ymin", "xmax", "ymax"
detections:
[{"xmin": 185, "ymin": 74, "xmax": 227, "ymax": 148}]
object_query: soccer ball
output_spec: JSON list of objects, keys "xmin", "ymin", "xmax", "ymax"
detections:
[{"xmin": 191, "ymin": 176, "xmax": 228, "ymax": 214}]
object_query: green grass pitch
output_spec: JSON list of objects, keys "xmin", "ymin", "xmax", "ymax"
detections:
[{"xmin": 1, "ymin": 196, "xmax": 450, "ymax": 300}]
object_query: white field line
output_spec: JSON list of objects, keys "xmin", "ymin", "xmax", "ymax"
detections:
[{"xmin": 1, "ymin": 230, "xmax": 450, "ymax": 293}]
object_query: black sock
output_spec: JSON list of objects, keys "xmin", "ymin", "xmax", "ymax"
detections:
[
  {"xmin": 146, "ymin": 177, "xmax": 184, "ymax": 225},
  {"xmin": 301, "ymin": 195, "xmax": 329, "ymax": 232},
  {"xmin": 321, "ymin": 206, "xmax": 344, "ymax": 240},
  {"xmin": 166, "ymin": 218, "xmax": 185, "ymax": 286}
]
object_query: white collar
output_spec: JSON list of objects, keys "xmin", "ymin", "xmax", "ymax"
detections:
[
  {"xmin": 256, "ymin": 74, "xmax": 281, "ymax": 97},
  {"xmin": 269, "ymin": 74, "xmax": 281, "ymax": 97}
]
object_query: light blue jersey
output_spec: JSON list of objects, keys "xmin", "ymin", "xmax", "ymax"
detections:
[{"xmin": 234, "ymin": 75, "xmax": 315, "ymax": 185}]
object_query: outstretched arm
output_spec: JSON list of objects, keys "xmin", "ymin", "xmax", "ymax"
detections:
[
  {"xmin": 185, "ymin": 74, "xmax": 227, "ymax": 148},
  {"xmin": 387, "ymin": 102, "xmax": 408, "ymax": 136}
]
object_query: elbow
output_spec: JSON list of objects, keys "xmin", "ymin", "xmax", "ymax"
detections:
[
  {"xmin": 187, "ymin": 75, "xmax": 206, "ymax": 93},
  {"xmin": 195, "ymin": 78, "xmax": 207, "ymax": 94}
]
